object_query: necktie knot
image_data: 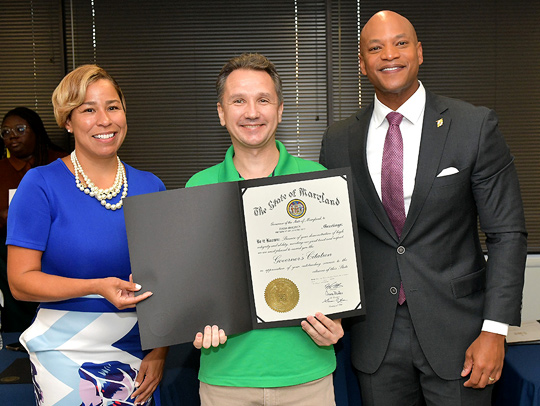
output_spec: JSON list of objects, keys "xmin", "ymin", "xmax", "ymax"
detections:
[{"xmin": 387, "ymin": 111, "xmax": 403, "ymax": 126}]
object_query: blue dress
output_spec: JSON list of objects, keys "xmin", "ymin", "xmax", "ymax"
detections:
[{"xmin": 6, "ymin": 159, "xmax": 166, "ymax": 406}]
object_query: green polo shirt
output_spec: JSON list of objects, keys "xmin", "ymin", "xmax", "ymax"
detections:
[{"xmin": 186, "ymin": 140, "xmax": 336, "ymax": 387}]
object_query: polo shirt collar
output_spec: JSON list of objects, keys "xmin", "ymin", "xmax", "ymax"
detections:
[{"xmin": 220, "ymin": 140, "xmax": 289, "ymax": 181}]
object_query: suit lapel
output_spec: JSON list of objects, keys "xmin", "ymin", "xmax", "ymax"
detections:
[
  {"xmin": 349, "ymin": 104, "xmax": 398, "ymax": 240},
  {"xmin": 401, "ymin": 91, "xmax": 450, "ymax": 239}
]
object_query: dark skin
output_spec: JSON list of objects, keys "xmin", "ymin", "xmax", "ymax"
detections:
[
  {"xmin": 359, "ymin": 10, "xmax": 505, "ymax": 388},
  {"xmin": 2, "ymin": 115, "xmax": 36, "ymax": 161},
  {"xmin": 1, "ymin": 115, "xmax": 36, "ymax": 227},
  {"xmin": 359, "ymin": 11, "xmax": 423, "ymax": 111}
]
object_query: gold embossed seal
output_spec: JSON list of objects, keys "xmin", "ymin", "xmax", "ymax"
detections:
[{"xmin": 265, "ymin": 278, "xmax": 300, "ymax": 313}]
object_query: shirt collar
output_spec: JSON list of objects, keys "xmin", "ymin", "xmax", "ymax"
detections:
[
  {"xmin": 372, "ymin": 81, "xmax": 426, "ymax": 128},
  {"xmin": 7, "ymin": 155, "xmax": 34, "ymax": 172},
  {"xmin": 220, "ymin": 140, "xmax": 288, "ymax": 181}
]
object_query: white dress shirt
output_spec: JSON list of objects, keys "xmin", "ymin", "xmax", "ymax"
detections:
[
  {"xmin": 366, "ymin": 82, "xmax": 425, "ymax": 214},
  {"xmin": 366, "ymin": 81, "xmax": 508, "ymax": 336}
]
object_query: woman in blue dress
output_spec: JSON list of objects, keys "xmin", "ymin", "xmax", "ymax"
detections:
[{"xmin": 6, "ymin": 65, "xmax": 168, "ymax": 406}]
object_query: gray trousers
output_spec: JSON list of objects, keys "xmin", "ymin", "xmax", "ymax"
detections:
[{"xmin": 356, "ymin": 303, "xmax": 493, "ymax": 406}]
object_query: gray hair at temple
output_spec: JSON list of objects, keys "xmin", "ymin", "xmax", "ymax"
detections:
[{"xmin": 216, "ymin": 53, "xmax": 283, "ymax": 104}]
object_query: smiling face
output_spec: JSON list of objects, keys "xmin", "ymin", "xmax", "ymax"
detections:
[
  {"xmin": 217, "ymin": 68, "xmax": 283, "ymax": 152},
  {"xmin": 65, "ymin": 79, "xmax": 127, "ymax": 161},
  {"xmin": 1, "ymin": 115, "xmax": 36, "ymax": 160},
  {"xmin": 359, "ymin": 11, "xmax": 423, "ymax": 110}
]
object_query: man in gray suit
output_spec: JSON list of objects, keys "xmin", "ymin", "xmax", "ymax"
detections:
[{"xmin": 320, "ymin": 10, "xmax": 527, "ymax": 406}]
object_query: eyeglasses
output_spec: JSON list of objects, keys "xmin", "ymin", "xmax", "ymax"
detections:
[{"xmin": 1, "ymin": 124, "xmax": 27, "ymax": 140}]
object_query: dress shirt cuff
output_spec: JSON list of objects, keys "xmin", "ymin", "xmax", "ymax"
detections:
[{"xmin": 482, "ymin": 320, "xmax": 509, "ymax": 336}]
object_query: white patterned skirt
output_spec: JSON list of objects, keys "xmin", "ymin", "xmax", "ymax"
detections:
[{"xmin": 20, "ymin": 307, "xmax": 157, "ymax": 406}]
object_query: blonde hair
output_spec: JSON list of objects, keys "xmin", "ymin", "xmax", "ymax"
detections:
[{"xmin": 52, "ymin": 64, "xmax": 126, "ymax": 128}]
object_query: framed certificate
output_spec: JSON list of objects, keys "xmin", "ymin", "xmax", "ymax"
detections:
[
  {"xmin": 124, "ymin": 168, "xmax": 365, "ymax": 349},
  {"xmin": 240, "ymin": 169, "xmax": 364, "ymax": 328}
]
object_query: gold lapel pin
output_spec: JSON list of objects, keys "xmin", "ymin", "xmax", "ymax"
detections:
[{"xmin": 437, "ymin": 118, "xmax": 444, "ymax": 128}]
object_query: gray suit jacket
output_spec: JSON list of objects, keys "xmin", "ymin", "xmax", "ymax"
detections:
[{"xmin": 320, "ymin": 90, "xmax": 527, "ymax": 379}]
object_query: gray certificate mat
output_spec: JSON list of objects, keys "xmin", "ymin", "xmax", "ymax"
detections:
[{"xmin": 124, "ymin": 182, "xmax": 252, "ymax": 349}]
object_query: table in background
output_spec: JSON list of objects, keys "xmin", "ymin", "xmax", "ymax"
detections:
[{"xmin": 493, "ymin": 343, "xmax": 540, "ymax": 405}]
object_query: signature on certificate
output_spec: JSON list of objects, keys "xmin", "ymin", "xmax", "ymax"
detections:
[{"xmin": 323, "ymin": 282, "xmax": 346, "ymax": 305}]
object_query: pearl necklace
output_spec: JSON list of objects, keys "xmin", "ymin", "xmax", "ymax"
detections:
[{"xmin": 70, "ymin": 151, "xmax": 128, "ymax": 210}]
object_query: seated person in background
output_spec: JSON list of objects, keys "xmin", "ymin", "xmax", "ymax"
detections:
[
  {"xmin": 186, "ymin": 53, "xmax": 343, "ymax": 406},
  {"xmin": 0, "ymin": 107, "xmax": 67, "ymax": 332}
]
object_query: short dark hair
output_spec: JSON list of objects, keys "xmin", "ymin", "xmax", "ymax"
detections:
[{"xmin": 216, "ymin": 53, "xmax": 283, "ymax": 104}]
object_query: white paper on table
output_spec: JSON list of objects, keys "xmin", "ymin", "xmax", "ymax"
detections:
[
  {"xmin": 8, "ymin": 189, "xmax": 17, "ymax": 205},
  {"xmin": 507, "ymin": 320, "xmax": 540, "ymax": 344}
]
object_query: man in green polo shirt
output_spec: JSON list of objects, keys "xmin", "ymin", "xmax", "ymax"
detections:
[{"xmin": 186, "ymin": 53, "xmax": 343, "ymax": 406}]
